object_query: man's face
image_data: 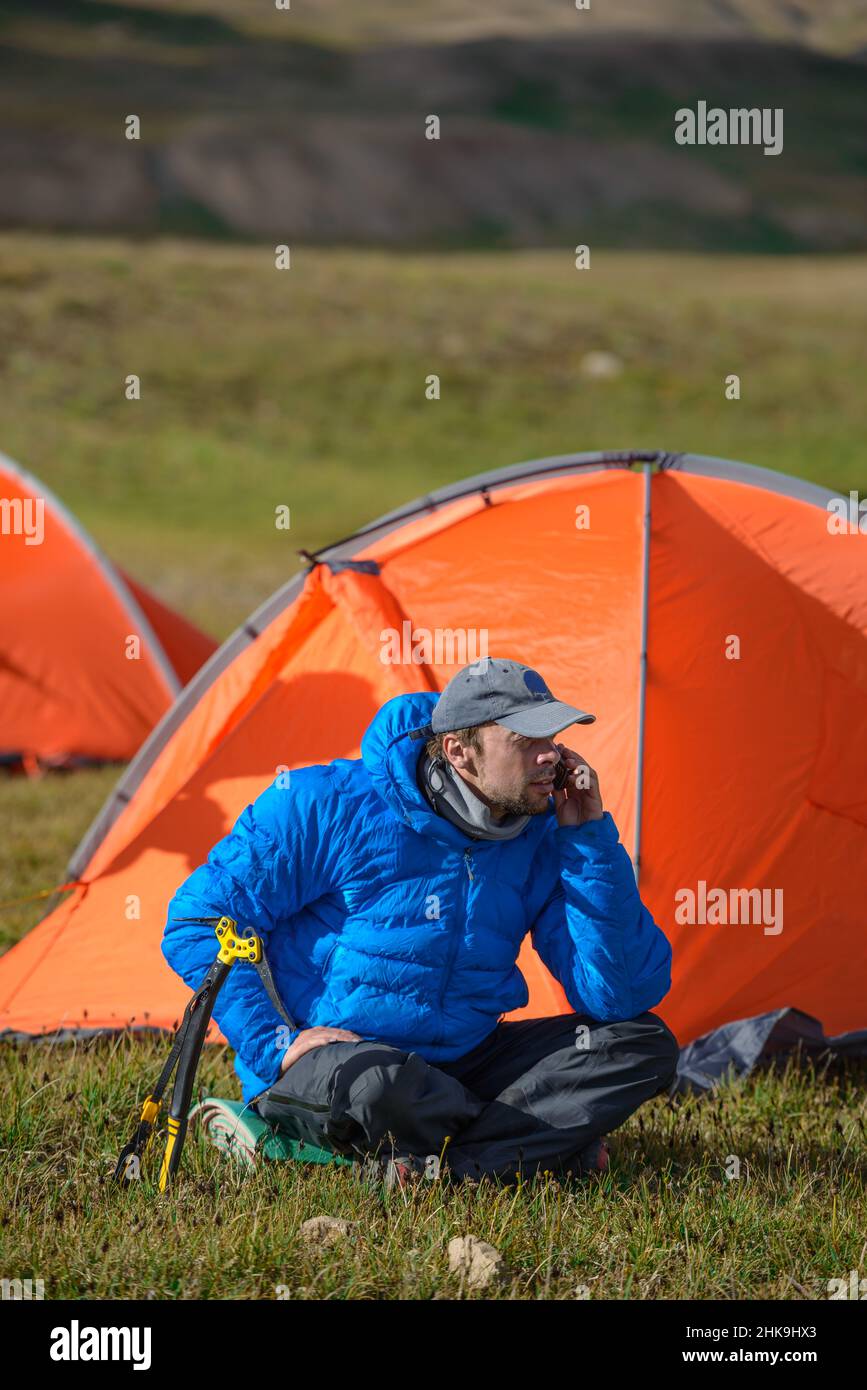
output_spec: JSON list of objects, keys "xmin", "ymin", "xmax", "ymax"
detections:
[{"xmin": 443, "ymin": 722, "xmax": 562, "ymax": 818}]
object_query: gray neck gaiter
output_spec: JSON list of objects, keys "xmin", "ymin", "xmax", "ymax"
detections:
[{"xmin": 417, "ymin": 751, "xmax": 531, "ymax": 842}]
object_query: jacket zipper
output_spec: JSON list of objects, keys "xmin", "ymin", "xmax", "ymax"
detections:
[{"xmin": 435, "ymin": 849, "xmax": 475, "ymax": 1037}]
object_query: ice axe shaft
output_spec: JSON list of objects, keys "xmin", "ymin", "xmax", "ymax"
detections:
[{"xmin": 113, "ymin": 915, "xmax": 295, "ymax": 1191}]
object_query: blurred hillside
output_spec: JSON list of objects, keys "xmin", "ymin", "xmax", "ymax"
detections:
[
  {"xmin": 23, "ymin": 0, "xmax": 867, "ymax": 53},
  {"xmin": 0, "ymin": 0, "xmax": 865, "ymax": 250}
]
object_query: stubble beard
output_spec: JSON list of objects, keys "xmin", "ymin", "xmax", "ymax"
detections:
[{"xmin": 487, "ymin": 786, "xmax": 552, "ymax": 818}]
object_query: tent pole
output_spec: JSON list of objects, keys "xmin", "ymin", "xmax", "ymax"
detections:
[{"xmin": 632, "ymin": 463, "xmax": 652, "ymax": 883}]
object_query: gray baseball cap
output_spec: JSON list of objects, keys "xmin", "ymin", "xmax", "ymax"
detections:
[{"xmin": 430, "ymin": 658, "xmax": 595, "ymax": 738}]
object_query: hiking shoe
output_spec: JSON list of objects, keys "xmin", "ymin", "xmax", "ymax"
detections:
[
  {"xmin": 382, "ymin": 1155, "xmax": 431, "ymax": 1191},
  {"xmin": 563, "ymin": 1137, "xmax": 610, "ymax": 1179},
  {"xmin": 350, "ymin": 1152, "xmax": 432, "ymax": 1191},
  {"xmin": 529, "ymin": 1140, "xmax": 611, "ymax": 1185},
  {"xmin": 582, "ymin": 1137, "xmax": 610, "ymax": 1173}
]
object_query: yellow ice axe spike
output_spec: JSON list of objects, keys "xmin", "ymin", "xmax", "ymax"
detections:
[{"xmin": 112, "ymin": 1093, "xmax": 164, "ymax": 1183}]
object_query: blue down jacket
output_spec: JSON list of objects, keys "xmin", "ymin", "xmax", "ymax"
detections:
[{"xmin": 162, "ymin": 691, "xmax": 673, "ymax": 1103}]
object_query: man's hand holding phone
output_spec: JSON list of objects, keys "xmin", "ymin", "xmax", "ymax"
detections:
[{"xmin": 552, "ymin": 744, "xmax": 604, "ymax": 829}]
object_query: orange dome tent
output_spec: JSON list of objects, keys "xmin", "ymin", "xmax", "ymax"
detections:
[
  {"xmin": 1, "ymin": 450, "xmax": 865, "ymax": 1084},
  {"xmin": 0, "ymin": 451, "xmax": 216, "ymax": 770}
]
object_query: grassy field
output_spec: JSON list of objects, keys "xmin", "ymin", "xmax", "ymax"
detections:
[
  {"xmin": 2, "ymin": 1031, "xmax": 865, "ymax": 1299},
  {"xmin": 1, "ymin": 235, "xmax": 866, "ymax": 1298},
  {"xmin": 2, "ymin": 235, "xmax": 865, "ymax": 640}
]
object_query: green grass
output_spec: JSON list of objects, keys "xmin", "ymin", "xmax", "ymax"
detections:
[
  {"xmin": 0, "ymin": 767, "xmax": 119, "ymax": 952},
  {"xmin": 1, "ymin": 1033, "xmax": 864, "ymax": 1299},
  {"xmin": 1, "ymin": 235, "xmax": 866, "ymax": 1297},
  {"xmin": 2, "ymin": 236, "xmax": 865, "ymax": 640}
]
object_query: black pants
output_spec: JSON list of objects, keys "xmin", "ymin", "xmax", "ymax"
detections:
[{"xmin": 253, "ymin": 1010, "xmax": 679, "ymax": 1183}]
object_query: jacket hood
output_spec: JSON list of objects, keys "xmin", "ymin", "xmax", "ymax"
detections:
[{"xmin": 361, "ymin": 691, "xmax": 486, "ymax": 847}]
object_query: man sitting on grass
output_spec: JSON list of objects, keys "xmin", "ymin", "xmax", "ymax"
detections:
[{"xmin": 163, "ymin": 657, "xmax": 678, "ymax": 1188}]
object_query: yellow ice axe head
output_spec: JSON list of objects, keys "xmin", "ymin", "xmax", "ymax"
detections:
[{"xmin": 215, "ymin": 916, "xmax": 262, "ymax": 965}]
